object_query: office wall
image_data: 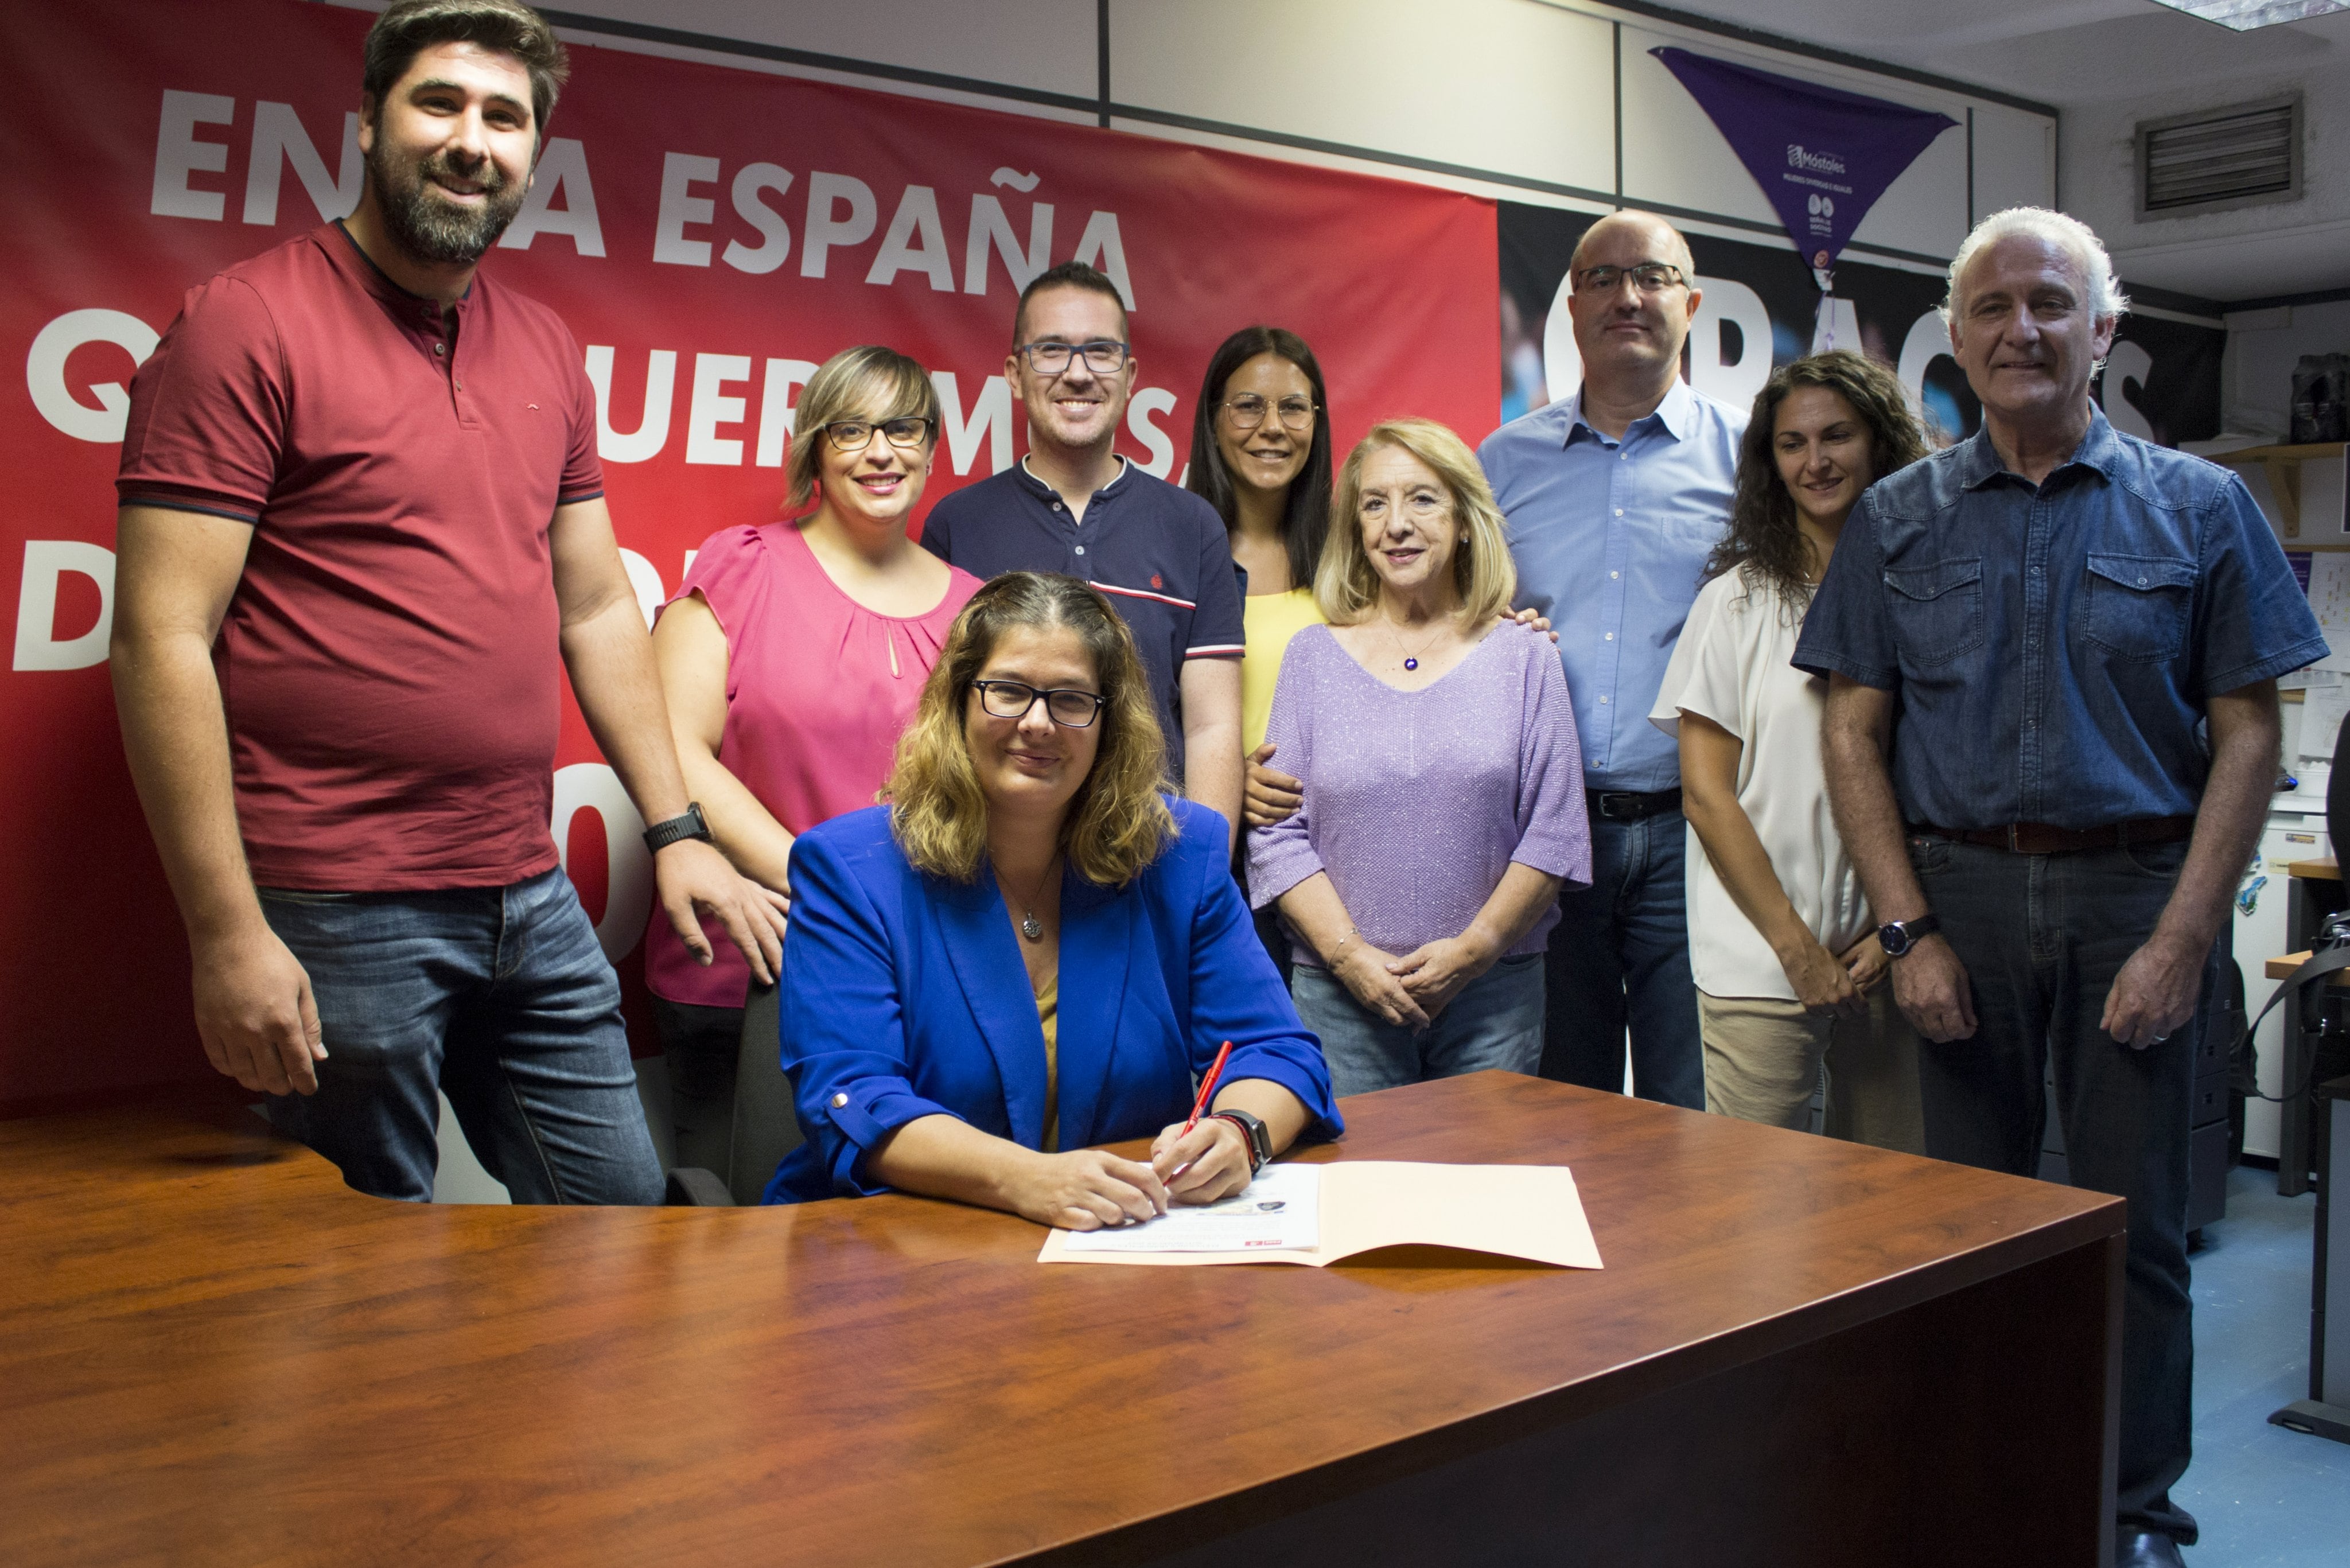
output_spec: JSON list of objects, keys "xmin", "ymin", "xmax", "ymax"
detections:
[
  {"xmin": 529, "ymin": 0, "xmax": 2056, "ymax": 276},
  {"xmin": 2067, "ymin": 67, "xmax": 2350, "ymax": 305}
]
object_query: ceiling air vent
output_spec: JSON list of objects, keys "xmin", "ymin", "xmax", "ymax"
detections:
[{"xmin": 2137, "ymin": 96, "xmax": 2301, "ymax": 218}]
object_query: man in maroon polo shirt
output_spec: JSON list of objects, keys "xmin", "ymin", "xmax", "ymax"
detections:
[{"xmin": 110, "ymin": 0, "xmax": 784, "ymax": 1203}]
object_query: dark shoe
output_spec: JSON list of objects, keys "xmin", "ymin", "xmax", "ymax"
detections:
[{"xmin": 2115, "ymin": 1530, "xmax": 2185, "ymax": 1567}]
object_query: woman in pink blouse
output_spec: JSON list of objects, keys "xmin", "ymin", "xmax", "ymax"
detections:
[{"xmin": 647, "ymin": 345, "xmax": 981, "ymax": 1169}]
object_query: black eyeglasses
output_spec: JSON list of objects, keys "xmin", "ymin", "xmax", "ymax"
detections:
[
  {"xmin": 1221, "ymin": 394, "xmax": 1318, "ymax": 432},
  {"xmin": 1573, "ymin": 262, "xmax": 1688, "ymax": 295},
  {"xmin": 972, "ymin": 679, "xmax": 1106, "ymax": 728},
  {"xmin": 1016, "ymin": 340, "xmax": 1130, "ymax": 375},
  {"xmin": 820, "ymin": 416, "xmax": 934, "ymax": 453}
]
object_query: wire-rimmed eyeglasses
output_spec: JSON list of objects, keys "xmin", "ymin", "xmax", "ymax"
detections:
[{"xmin": 1221, "ymin": 394, "xmax": 1318, "ymax": 433}]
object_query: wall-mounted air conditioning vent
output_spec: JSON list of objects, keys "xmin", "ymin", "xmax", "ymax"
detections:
[{"xmin": 2136, "ymin": 96, "xmax": 2301, "ymax": 218}]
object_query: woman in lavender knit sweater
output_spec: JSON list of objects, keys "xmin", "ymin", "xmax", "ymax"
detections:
[{"xmin": 1248, "ymin": 419, "xmax": 1592, "ymax": 1096}]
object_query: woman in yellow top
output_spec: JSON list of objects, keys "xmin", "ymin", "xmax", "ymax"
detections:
[
  {"xmin": 1186, "ymin": 326, "xmax": 1332, "ymax": 972},
  {"xmin": 1185, "ymin": 325, "xmax": 1333, "ymax": 756}
]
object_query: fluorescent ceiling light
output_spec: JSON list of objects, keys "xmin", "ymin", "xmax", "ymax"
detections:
[{"xmin": 2147, "ymin": 0, "xmax": 2347, "ymax": 28}]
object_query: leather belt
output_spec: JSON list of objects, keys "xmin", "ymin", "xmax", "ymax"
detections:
[
  {"xmin": 1587, "ymin": 787, "xmax": 1683, "ymax": 822},
  {"xmin": 1908, "ymin": 816, "xmax": 2196, "ymax": 855}
]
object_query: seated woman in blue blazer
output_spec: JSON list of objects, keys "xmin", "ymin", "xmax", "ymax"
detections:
[{"xmin": 764, "ymin": 572, "xmax": 1342, "ymax": 1225}]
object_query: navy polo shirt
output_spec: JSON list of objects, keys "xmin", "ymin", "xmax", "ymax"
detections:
[
  {"xmin": 1794, "ymin": 408, "xmax": 2325, "ymax": 831},
  {"xmin": 920, "ymin": 457, "xmax": 1245, "ymax": 776}
]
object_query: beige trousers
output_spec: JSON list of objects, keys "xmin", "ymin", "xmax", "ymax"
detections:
[{"xmin": 1696, "ymin": 987, "xmax": 1927, "ymax": 1155}]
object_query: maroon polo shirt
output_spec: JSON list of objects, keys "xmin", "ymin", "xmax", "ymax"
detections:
[{"xmin": 116, "ymin": 223, "xmax": 604, "ymax": 890}]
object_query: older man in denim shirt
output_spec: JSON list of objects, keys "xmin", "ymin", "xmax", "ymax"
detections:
[{"xmin": 1799, "ymin": 209, "xmax": 2324, "ymax": 1568}]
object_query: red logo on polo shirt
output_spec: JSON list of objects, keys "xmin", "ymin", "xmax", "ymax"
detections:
[{"xmin": 1151, "ymin": 574, "xmax": 1162, "ymax": 589}]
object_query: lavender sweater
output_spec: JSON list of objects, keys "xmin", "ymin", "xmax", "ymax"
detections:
[{"xmin": 1247, "ymin": 621, "xmax": 1591, "ymax": 965}]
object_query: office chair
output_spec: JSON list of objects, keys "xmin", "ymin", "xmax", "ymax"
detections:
[{"xmin": 662, "ymin": 982, "xmax": 805, "ymax": 1206}]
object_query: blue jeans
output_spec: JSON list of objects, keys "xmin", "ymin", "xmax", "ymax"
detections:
[
  {"xmin": 259, "ymin": 866, "xmax": 664, "ymax": 1205},
  {"xmin": 1910, "ymin": 834, "xmax": 2204, "ymax": 1543},
  {"xmin": 1293, "ymin": 954, "xmax": 1546, "ymax": 1098},
  {"xmin": 1542, "ymin": 808, "xmax": 1704, "ymax": 1108}
]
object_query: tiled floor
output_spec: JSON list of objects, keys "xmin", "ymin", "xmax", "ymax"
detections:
[{"xmin": 2177, "ymin": 1164, "xmax": 2349, "ymax": 1565}]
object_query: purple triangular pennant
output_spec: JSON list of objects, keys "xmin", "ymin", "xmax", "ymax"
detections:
[{"xmin": 1653, "ymin": 47, "xmax": 1958, "ymax": 275}]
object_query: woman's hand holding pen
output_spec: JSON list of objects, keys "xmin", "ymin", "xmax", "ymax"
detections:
[{"xmin": 1150, "ymin": 1116, "xmax": 1253, "ymax": 1204}]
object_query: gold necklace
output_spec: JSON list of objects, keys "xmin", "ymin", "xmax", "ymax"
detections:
[{"xmin": 998, "ymin": 854, "xmax": 1061, "ymax": 943}]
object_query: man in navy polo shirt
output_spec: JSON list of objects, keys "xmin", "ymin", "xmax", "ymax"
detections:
[{"xmin": 921, "ymin": 261, "xmax": 1244, "ymax": 839}]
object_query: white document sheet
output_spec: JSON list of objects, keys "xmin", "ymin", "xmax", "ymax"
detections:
[
  {"xmin": 2311, "ymin": 627, "xmax": 2350, "ymax": 676},
  {"xmin": 2308, "ymin": 551, "xmax": 2350, "ymax": 629},
  {"xmin": 1056, "ymin": 1162, "xmax": 1320, "ymax": 1254},
  {"xmin": 1039, "ymin": 1161, "xmax": 1602, "ymax": 1270},
  {"xmin": 2303, "ymin": 683, "xmax": 2350, "ymax": 762}
]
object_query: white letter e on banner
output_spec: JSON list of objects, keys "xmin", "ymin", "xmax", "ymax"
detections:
[{"xmin": 28, "ymin": 310, "xmax": 161, "ymax": 444}]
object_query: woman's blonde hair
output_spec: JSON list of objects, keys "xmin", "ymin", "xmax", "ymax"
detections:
[
  {"xmin": 784, "ymin": 345, "xmax": 942, "ymax": 513},
  {"xmin": 886, "ymin": 573, "xmax": 1174, "ymax": 886},
  {"xmin": 1316, "ymin": 418, "xmax": 1516, "ymax": 626}
]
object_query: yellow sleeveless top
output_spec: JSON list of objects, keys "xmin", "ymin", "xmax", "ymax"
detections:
[{"xmin": 1241, "ymin": 588, "xmax": 1325, "ymax": 755}]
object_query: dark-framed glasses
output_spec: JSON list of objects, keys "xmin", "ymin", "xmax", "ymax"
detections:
[
  {"xmin": 1017, "ymin": 340, "xmax": 1130, "ymax": 375},
  {"xmin": 973, "ymin": 679, "xmax": 1106, "ymax": 728},
  {"xmin": 1573, "ymin": 262, "xmax": 1688, "ymax": 295},
  {"xmin": 1222, "ymin": 394, "xmax": 1318, "ymax": 433},
  {"xmin": 820, "ymin": 416, "xmax": 935, "ymax": 453}
]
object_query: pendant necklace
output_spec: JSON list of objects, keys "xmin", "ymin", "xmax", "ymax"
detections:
[
  {"xmin": 1387, "ymin": 614, "xmax": 1444, "ymax": 672},
  {"xmin": 999, "ymin": 854, "xmax": 1061, "ymax": 942}
]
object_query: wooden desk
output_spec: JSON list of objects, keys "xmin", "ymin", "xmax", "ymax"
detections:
[{"xmin": 1, "ymin": 1074, "xmax": 2122, "ymax": 1567}]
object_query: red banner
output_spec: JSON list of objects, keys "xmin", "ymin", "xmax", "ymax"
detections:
[{"xmin": 0, "ymin": 0, "xmax": 1497, "ymax": 1107}]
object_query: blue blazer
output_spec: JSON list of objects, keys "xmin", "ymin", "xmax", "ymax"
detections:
[{"xmin": 763, "ymin": 797, "xmax": 1344, "ymax": 1204}]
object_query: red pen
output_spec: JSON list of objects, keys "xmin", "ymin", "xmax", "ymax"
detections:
[{"xmin": 1166, "ymin": 1040, "xmax": 1234, "ymax": 1183}]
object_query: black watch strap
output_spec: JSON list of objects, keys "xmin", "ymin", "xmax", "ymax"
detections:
[
  {"xmin": 1878, "ymin": 912, "xmax": 1941, "ymax": 958},
  {"xmin": 642, "ymin": 801, "xmax": 712, "ymax": 854},
  {"xmin": 1211, "ymin": 1109, "xmax": 1273, "ymax": 1176}
]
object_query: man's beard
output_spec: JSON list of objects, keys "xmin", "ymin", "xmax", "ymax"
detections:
[{"xmin": 369, "ymin": 141, "xmax": 527, "ymax": 266}]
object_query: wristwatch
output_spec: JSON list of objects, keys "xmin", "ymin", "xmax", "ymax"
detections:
[
  {"xmin": 641, "ymin": 802, "xmax": 713, "ymax": 854},
  {"xmin": 1877, "ymin": 912, "xmax": 1942, "ymax": 959},
  {"xmin": 1210, "ymin": 1108, "xmax": 1273, "ymax": 1177}
]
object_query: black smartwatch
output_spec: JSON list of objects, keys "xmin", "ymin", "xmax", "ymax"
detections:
[
  {"xmin": 642, "ymin": 801, "xmax": 713, "ymax": 854},
  {"xmin": 1877, "ymin": 912, "xmax": 1941, "ymax": 959},
  {"xmin": 1211, "ymin": 1108, "xmax": 1273, "ymax": 1177}
]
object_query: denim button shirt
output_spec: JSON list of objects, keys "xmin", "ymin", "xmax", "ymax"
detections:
[
  {"xmin": 1480, "ymin": 379, "xmax": 1745, "ymax": 791},
  {"xmin": 1793, "ymin": 409, "xmax": 2324, "ymax": 831}
]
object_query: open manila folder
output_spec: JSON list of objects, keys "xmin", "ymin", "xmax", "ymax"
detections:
[{"xmin": 1037, "ymin": 1161, "xmax": 1602, "ymax": 1269}]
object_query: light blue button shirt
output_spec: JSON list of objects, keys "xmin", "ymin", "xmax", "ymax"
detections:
[{"xmin": 1479, "ymin": 379, "xmax": 1746, "ymax": 791}]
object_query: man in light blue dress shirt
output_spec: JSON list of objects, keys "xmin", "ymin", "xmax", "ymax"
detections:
[{"xmin": 1479, "ymin": 212, "xmax": 1745, "ymax": 1108}]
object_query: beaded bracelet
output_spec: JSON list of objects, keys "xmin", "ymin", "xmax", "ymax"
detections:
[{"xmin": 1327, "ymin": 925, "xmax": 1361, "ymax": 967}]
